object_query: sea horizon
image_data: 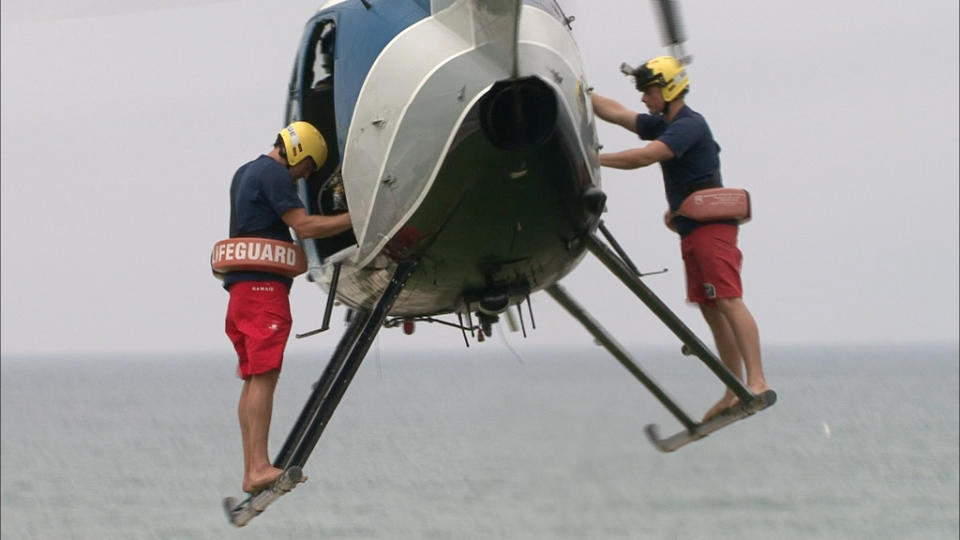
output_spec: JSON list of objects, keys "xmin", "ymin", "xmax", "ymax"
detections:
[{"xmin": 2, "ymin": 342, "xmax": 957, "ymax": 539}]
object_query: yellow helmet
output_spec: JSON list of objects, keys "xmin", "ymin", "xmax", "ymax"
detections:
[
  {"xmin": 278, "ymin": 121, "xmax": 328, "ymax": 169},
  {"xmin": 632, "ymin": 56, "xmax": 689, "ymax": 102}
]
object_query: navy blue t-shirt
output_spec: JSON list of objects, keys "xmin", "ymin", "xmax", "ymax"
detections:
[
  {"xmin": 636, "ymin": 106, "xmax": 728, "ymax": 236},
  {"xmin": 222, "ymin": 155, "xmax": 304, "ymax": 290}
]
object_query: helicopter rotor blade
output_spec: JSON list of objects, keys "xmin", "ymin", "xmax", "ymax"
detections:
[{"xmin": 650, "ymin": 0, "xmax": 692, "ymax": 64}]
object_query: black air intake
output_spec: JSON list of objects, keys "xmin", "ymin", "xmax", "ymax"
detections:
[{"xmin": 479, "ymin": 77, "xmax": 557, "ymax": 151}]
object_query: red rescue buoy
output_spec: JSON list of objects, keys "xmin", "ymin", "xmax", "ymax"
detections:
[
  {"xmin": 211, "ymin": 237, "xmax": 307, "ymax": 279},
  {"xmin": 664, "ymin": 187, "xmax": 751, "ymax": 232}
]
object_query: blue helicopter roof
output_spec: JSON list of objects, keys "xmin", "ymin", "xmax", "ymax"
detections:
[{"xmin": 306, "ymin": 0, "xmax": 430, "ymax": 151}]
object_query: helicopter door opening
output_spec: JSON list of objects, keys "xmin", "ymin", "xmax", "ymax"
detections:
[{"xmin": 300, "ymin": 20, "xmax": 356, "ymax": 258}]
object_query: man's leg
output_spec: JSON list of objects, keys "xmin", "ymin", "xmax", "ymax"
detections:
[
  {"xmin": 713, "ymin": 297, "xmax": 768, "ymax": 395},
  {"xmin": 238, "ymin": 369, "xmax": 283, "ymax": 493},
  {"xmin": 700, "ymin": 302, "xmax": 745, "ymax": 422}
]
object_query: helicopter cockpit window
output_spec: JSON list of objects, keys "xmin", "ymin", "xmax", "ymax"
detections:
[
  {"xmin": 300, "ymin": 21, "xmax": 355, "ymax": 256},
  {"xmin": 310, "ymin": 25, "xmax": 336, "ymax": 89},
  {"xmin": 301, "ymin": 21, "xmax": 339, "ymax": 193}
]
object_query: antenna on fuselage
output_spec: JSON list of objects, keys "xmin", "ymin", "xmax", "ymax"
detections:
[{"xmin": 651, "ymin": 0, "xmax": 692, "ymax": 65}]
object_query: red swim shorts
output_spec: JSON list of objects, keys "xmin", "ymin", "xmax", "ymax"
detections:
[
  {"xmin": 680, "ymin": 223, "xmax": 743, "ymax": 304},
  {"xmin": 225, "ymin": 281, "xmax": 292, "ymax": 379}
]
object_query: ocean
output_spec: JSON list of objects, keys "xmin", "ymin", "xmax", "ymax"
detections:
[{"xmin": 1, "ymin": 343, "xmax": 957, "ymax": 539}]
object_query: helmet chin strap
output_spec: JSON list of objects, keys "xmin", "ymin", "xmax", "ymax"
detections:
[
  {"xmin": 661, "ymin": 97, "xmax": 672, "ymax": 119},
  {"xmin": 652, "ymin": 100, "xmax": 669, "ymax": 119},
  {"xmin": 279, "ymin": 148, "xmax": 294, "ymax": 170},
  {"xmin": 649, "ymin": 84, "xmax": 671, "ymax": 119}
]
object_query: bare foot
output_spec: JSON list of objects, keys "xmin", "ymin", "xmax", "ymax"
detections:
[
  {"xmin": 243, "ymin": 466, "xmax": 283, "ymax": 494},
  {"xmin": 702, "ymin": 394, "xmax": 739, "ymax": 423},
  {"xmin": 243, "ymin": 467, "xmax": 308, "ymax": 494},
  {"xmin": 703, "ymin": 383, "xmax": 773, "ymax": 423}
]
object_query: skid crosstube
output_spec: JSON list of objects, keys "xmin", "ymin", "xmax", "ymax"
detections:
[
  {"xmin": 546, "ymin": 283, "xmax": 699, "ymax": 432},
  {"xmin": 222, "ymin": 261, "xmax": 417, "ymax": 527},
  {"xmin": 273, "ymin": 306, "xmax": 368, "ymax": 470},
  {"xmin": 277, "ymin": 261, "xmax": 417, "ymax": 470},
  {"xmin": 549, "ymin": 225, "xmax": 776, "ymax": 452}
]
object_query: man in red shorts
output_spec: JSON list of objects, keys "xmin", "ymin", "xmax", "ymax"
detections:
[
  {"xmin": 223, "ymin": 121, "xmax": 352, "ymax": 493},
  {"xmin": 590, "ymin": 56, "xmax": 770, "ymax": 421}
]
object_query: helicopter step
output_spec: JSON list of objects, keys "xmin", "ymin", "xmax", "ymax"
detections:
[
  {"xmin": 221, "ymin": 261, "xmax": 417, "ymax": 527},
  {"xmin": 645, "ymin": 389, "xmax": 777, "ymax": 452},
  {"xmin": 547, "ymin": 224, "xmax": 776, "ymax": 452},
  {"xmin": 222, "ymin": 467, "xmax": 304, "ymax": 528}
]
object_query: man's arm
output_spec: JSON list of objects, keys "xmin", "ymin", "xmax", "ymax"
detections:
[
  {"xmin": 598, "ymin": 140, "xmax": 675, "ymax": 169},
  {"xmin": 590, "ymin": 93, "xmax": 638, "ymax": 133},
  {"xmin": 282, "ymin": 208, "xmax": 353, "ymax": 239}
]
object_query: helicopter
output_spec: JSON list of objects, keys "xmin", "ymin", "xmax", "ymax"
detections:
[{"xmin": 222, "ymin": 0, "xmax": 776, "ymax": 526}]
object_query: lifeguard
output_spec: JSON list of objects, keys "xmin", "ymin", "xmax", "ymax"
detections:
[
  {"xmin": 590, "ymin": 55, "xmax": 771, "ymax": 423},
  {"xmin": 217, "ymin": 120, "xmax": 352, "ymax": 497}
]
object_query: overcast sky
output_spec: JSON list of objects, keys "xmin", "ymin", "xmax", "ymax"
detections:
[{"xmin": 1, "ymin": 0, "xmax": 957, "ymax": 359}]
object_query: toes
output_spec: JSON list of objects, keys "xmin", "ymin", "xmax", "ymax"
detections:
[{"xmin": 702, "ymin": 398, "xmax": 739, "ymax": 422}]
